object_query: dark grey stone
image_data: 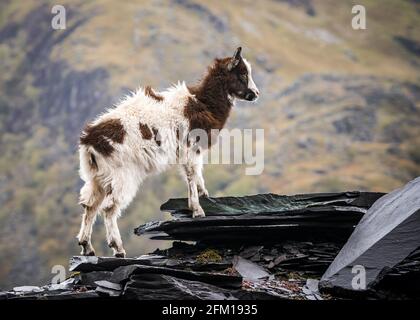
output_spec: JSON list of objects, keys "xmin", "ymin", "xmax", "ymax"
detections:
[
  {"xmin": 94, "ymin": 280, "xmax": 122, "ymax": 297},
  {"xmin": 69, "ymin": 255, "xmax": 167, "ymax": 272},
  {"xmin": 159, "ymin": 192, "xmax": 383, "ymax": 216},
  {"xmin": 136, "ymin": 192, "xmax": 383, "ymax": 243},
  {"xmin": 123, "ymin": 273, "xmax": 237, "ymax": 300},
  {"xmin": 320, "ymin": 177, "xmax": 420, "ymax": 296},
  {"xmin": 75, "ymin": 271, "xmax": 113, "ymax": 287},
  {"xmin": 111, "ymin": 264, "xmax": 242, "ymax": 290},
  {"xmin": 233, "ymin": 256, "xmax": 271, "ymax": 282}
]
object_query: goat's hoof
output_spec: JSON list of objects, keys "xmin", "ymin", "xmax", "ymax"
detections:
[
  {"xmin": 81, "ymin": 249, "xmax": 95, "ymax": 256},
  {"xmin": 79, "ymin": 240, "xmax": 95, "ymax": 256},
  {"xmin": 192, "ymin": 208, "xmax": 206, "ymax": 218},
  {"xmin": 114, "ymin": 252, "xmax": 126, "ymax": 258},
  {"xmin": 199, "ymin": 189, "xmax": 209, "ymax": 197}
]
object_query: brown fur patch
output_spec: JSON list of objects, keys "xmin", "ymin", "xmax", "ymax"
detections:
[
  {"xmin": 145, "ymin": 86, "xmax": 164, "ymax": 102},
  {"xmin": 184, "ymin": 96, "xmax": 226, "ymax": 148},
  {"xmin": 80, "ymin": 119, "xmax": 125, "ymax": 156},
  {"xmin": 139, "ymin": 122, "xmax": 153, "ymax": 140}
]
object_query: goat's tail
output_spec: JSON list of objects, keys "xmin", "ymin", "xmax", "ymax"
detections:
[
  {"xmin": 79, "ymin": 146, "xmax": 102, "ymax": 208},
  {"xmin": 79, "ymin": 145, "xmax": 98, "ymax": 179}
]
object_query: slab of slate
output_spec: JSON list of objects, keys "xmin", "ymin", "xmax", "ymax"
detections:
[
  {"xmin": 6, "ymin": 290, "xmax": 101, "ymax": 300},
  {"xmin": 135, "ymin": 214, "xmax": 365, "ymax": 242},
  {"xmin": 160, "ymin": 192, "xmax": 384, "ymax": 217},
  {"xmin": 320, "ymin": 177, "xmax": 420, "ymax": 296},
  {"xmin": 110, "ymin": 264, "xmax": 242, "ymax": 289},
  {"xmin": 95, "ymin": 280, "xmax": 122, "ymax": 297},
  {"xmin": 74, "ymin": 271, "xmax": 113, "ymax": 287},
  {"xmin": 233, "ymin": 256, "xmax": 271, "ymax": 282},
  {"xmin": 12, "ymin": 286, "xmax": 43, "ymax": 293},
  {"xmin": 69, "ymin": 255, "xmax": 168, "ymax": 272},
  {"xmin": 34, "ymin": 290, "xmax": 102, "ymax": 300},
  {"xmin": 137, "ymin": 192, "xmax": 384, "ymax": 243},
  {"xmin": 373, "ymin": 247, "xmax": 420, "ymax": 296},
  {"xmin": 70, "ymin": 254, "xmax": 230, "ymax": 273},
  {"xmin": 45, "ymin": 277, "xmax": 76, "ymax": 291},
  {"xmin": 122, "ymin": 274, "xmax": 237, "ymax": 300}
]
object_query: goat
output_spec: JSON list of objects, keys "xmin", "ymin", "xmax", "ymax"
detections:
[{"xmin": 77, "ymin": 47, "xmax": 260, "ymax": 257}]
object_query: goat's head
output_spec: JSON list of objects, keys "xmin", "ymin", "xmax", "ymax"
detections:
[{"xmin": 225, "ymin": 47, "xmax": 259, "ymax": 102}]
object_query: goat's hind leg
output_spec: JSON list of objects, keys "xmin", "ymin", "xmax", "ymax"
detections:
[
  {"xmin": 77, "ymin": 181, "xmax": 104, "ymax": 256},
  {"xmin": 101, "ymin": 173, "xmax": 138, "ymax": 258},
  {"xmin": 77, "ymin": 207, "xmax": 97, "ymax": 256},
  {"xmin": 103, "ymin": 203, "xmax": 126, "ymax": 258}
]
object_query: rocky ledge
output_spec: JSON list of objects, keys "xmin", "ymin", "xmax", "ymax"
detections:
[{"xmin": 1, "ymin": 180, "xmax": 420, "ymax": 300}]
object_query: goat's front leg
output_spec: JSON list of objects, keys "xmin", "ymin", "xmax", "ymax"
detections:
[
  {"xmin": 182, "ymin": 161, "xmax": 206, "ymax": 218},
  {"xmin": 193, "ymin": 152, "xmax": 209, "ymax": 197},
  {"xmin": 197, "ymin": 170, "xmax": 209, "ymax": 198}
]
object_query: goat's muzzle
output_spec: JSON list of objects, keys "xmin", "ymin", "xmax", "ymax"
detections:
[{"xmin": 245, "ymin": 90, "xmax": 259, "ymax": 101}]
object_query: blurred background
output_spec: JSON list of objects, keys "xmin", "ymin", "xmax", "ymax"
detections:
[{"xmin": 0, "ymin": 0, "xmax": 419, "ymax": 289}]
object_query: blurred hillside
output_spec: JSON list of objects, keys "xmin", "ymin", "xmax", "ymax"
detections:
[{"xmin": 0, "ymin": 0, "xmax": 419, "ymax": 289}]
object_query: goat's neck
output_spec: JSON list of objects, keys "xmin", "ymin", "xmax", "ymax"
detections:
[{"xmin": 189, "ymin": 74, "xmax": 233, "ymax": 121}]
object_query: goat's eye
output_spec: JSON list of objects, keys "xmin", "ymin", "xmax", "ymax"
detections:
[{"xmin": 239, "ymin": 74, "xmax": 247, "ymax": 84}]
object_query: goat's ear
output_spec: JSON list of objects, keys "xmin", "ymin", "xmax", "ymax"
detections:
[{"xmin": 227, "ymin": 47, "xmax": 242, "ymax": 71}]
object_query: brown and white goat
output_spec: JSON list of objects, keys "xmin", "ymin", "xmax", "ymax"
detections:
[{"xmin": 77, "ymin": 47, "xmax": 259, "ymax": 257}]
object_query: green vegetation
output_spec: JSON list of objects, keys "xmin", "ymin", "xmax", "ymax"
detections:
[{"xmin": 196, "ymin": 249, "xmax": 223, "ymax": 264}]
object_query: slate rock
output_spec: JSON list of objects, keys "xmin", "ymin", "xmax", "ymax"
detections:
[
  {"xmin": 241, "ymin": 279, "xmax": 301, "ymax": 299},
  {"xmin": 373, "ymin": 247, "xmax": 420, "ymax": 296},
  {"xmin": 0, "ymin": 291, "xmax": 16, "ymax": 300},
  {"xmin": 136, "ymin": 213, "xmax": 364, "ymax": 243},
  {"xmin": 137, "ymin": 192, "xmax": 384, "ymax": 243},
  {"xmin": 233, "ymin": 256, "xmax": 272, "ymax": 282},
  {"xmin": 69, "ymin": 255, "xmax": 167, "ymax": 272},
  {"xmin": 75, "ymin": 271, "xmax": 113, "ymax": 287},
  {"xmin": 111, "ymin": 264, "xmax": 242, "ymax": 289},
  {"xmin": 240, "ymin": 246, "xmax": 264, "ymax": 259},
  {"xmin": 123, "ymin": 274, "xmax": 237, "ymax": 300},
  {"xmin": 320, "ymin": 177, "xmax": 420, "ymax": 296},
  {"xmin": 45, "ymin": 277, "xmax": 75, "ymax": 291},
  {"xmin": 303, "ymin": 279, "xmax": 322, "ymax": 300},
  {"xmin": 95, "ymin": 280, "xmax": 122, "ymax": 297},
  {"xmin": 268, "ymin": 255, "xmax": 288, "ymax": 269},
  {"xmin": 13, "ymin": 286, "xmax": 43, "ymax": 293},
  {"xmin": 31, "ymin": 290, "xmax": 101, "ymax": 300},
  {"xmin": 160, "ymin": 192, "xmax": 383, "ymax": 216}
]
